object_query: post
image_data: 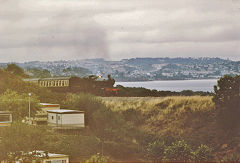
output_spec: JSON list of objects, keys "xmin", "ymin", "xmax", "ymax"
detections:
[{"xmin": 28, "ymin": 93, "xmax": 31, "ymax": 124}]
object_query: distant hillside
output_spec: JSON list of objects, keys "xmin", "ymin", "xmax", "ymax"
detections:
[{"xmin": 0, "ymin": 57, "xmax": 239, "ymax": 81}]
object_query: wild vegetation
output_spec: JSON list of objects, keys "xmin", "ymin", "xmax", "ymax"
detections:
[
  {"xmin": 102, "ymin": 94, "xmax": 240, "ymax": 161},
  {"xmin": 1, "ymin": 65, "xmax": 240, "ymax": 162}
]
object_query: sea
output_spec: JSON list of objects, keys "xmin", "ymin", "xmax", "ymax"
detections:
[{"xmin": 115, "ymin": 79, "xmax": 218, "ymax": 92}]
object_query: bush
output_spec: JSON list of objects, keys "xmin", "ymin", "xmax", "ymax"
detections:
[
  {"xmin": 163, "ymin": 140, "xmax": 194, "ymax": 162},
  {"xmin": 121, "ymin": 108, "xmax": 144, "ymax": 125},
  {"xmin": 221, "ymin": 153, "xmax": 240, "ymax": 162},
  {"xmin": 86, "ymin": 153, "xmax": 109, "ymax": 163},
  {"xmin": 48, "ymin": 135, "xmax": 101, "ymax": 160},
  {"xmin": 103, "ymin": 141, "xmax": 138, "ymax": 160},
  {"xmin": 146, "ymin": 140, "xmax": 165, "ymax": 162},
  {"xmin": 63, "ymin": 93, "xmax": 105, "ymax": 126},
  {"xmin": 193, "ymin": 144, "xmax": 214, "ymax": 162}
]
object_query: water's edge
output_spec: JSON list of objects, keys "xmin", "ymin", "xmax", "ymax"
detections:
[{"xmin": 115, "ymin": 79, "xmax": 218, "ymax": 92}]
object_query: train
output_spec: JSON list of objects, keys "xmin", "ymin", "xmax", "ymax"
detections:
[{"xmin": 24, "ymin": 76, "xmax": 119, "ymax": 95}]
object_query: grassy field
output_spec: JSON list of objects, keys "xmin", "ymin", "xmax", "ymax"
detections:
[
  {"xmin": 101, "ymin": 96, "xmax": 240, "ymax": 159},
  {"xmin": 101, "ymin": 96, "xmax": 216, "ymax": 142}
]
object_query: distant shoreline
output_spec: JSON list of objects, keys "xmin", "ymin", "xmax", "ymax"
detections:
[
  {"xmin": 115, "ymin": 78, "xmax": 220, "ymax": 82},
  {"xmin": 115, "ymin": 79, "xmax": 218, "ymax": 92}
]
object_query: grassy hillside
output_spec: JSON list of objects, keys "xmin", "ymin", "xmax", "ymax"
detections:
[{"xmin": 102, "ymin": 96, "xmax": 240, "ymax": 160}]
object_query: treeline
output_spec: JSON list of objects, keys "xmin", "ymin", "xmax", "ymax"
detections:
[{"xmin": 115, "ymin": 85, "xmax": 213, "ymax": 97}]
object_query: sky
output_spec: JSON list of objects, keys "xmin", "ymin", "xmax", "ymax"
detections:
[{"xmin": 0, "ymin": 0, "xmax": 240, "ymax": 62}]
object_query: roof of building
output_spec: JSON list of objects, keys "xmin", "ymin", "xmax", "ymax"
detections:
[
  {"xmin": 40, "ymin": 103, "xmax": 60, "ymax": 107},
  {"xmin": 23, "ymin": 78, "xmax": 40, "ymax": 82},
  {"xmin": 23, "ymin": 77, "xmax": 71, "ymax": 82},
  {"xmin": 0, "ymin": 111, "xmax": 12, "ymax": 114},
  {"xmin": 28, "ymin": 151, "xmax": 69, "ymax": 158},
  {"xmin": 47, "ymin": 109, "xmax": 84, "ymax": 114},
  {"xmin": 38, "ymin": 77, "xmax": 71, "ymax": 80}
]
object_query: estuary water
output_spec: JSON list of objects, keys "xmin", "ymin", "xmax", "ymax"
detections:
[{"xmin": 115, "ymin": 79, "xmax": 218, "ymax": 92}]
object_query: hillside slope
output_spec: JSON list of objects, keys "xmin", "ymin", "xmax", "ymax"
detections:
[{"xmin": 102, "ymin": 96, "xmax": 240, "ymax": 160}]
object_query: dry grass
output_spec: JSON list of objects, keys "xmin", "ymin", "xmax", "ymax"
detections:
[
  {"xmin": 101, "ymin": 96, "xmax": 165, "ymax": 112},
  {"xmin": 101, "ymin": 96, "xmax": 240, "ymax": 158},
  {"xmin": 101, "ymin": 96, "xmax": 217, "ymax": 145},
  {"xmin": 101, "ymin": 96, "xmax": 214, "ymax": 113}
]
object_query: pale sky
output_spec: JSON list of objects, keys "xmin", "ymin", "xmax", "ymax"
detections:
[{"xmin": 0, "ymin": 0, "xmax": 240, "ymax": 62}]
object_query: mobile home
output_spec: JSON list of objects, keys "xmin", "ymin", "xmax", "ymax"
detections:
[
  {"xmin": 47, "ymin": 109, "xmax": 84, "ymax": 129},
  {"xmin": 0, "ymin": 111, "xmax": 12, "ymax": 127}
]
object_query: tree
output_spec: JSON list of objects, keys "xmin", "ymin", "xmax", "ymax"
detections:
[
  {"xmin": 27, "ymin": 68, "xmax": 52, "ymax": 78},
  {"xmin": 213, "ymin": 75, "xmax": 240, "ymax": 128},
  {"xmin": 5, "ymin": 64, "xmax": 28, "ymax": 78},
  {"xmin": 213, "ymin": 75, "xmax": 240, "ymax": 109},
  {"xmin": 0, "ymin": 89, "xmax": 40, "ymax": 120}
]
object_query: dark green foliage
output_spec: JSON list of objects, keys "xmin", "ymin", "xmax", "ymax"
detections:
[
  {"xmin": 5, "ymin": 64, "xmax": 28, "ymax": 78},
  {"xmin": 145, "ymin": 139, "xmax": 214, "ymax": 162},
  {"xmin": 90, "ymin": 107, "xmax": 134, "ymax": 142},
  {"xmin": 63, "ymin": 93, "xmax": 105, "ymax": 126},
  {"xmin": 213, "ymin": 75, "xmax": 240, "ymax": 109},
  {"xmin": 62, "ymin": 66, "xmax": 92, "ymax": 77},
  {"xmin": 27, "ymin": 68, "xmax": 52, "ymax": 78},
  {"xmin": 116, "ymin": 85, "xmax": 213, "ymax": 97},
  {"xmin": 49, "ymin": 135, "xmax": 101, "ymax": 160},
  {"xmin": 0, "ymin": 69, "xmax": 26, "ymax": 94},
  {"xmin": 213, "ymin": 75, "xmax": 240, "ymax": 129},
  {"xmin": 121, "ymin": 108, "xmax": 144, "ymax": 126},
  {"xmin": 103, "ymin": 141, "xmax": 139, "ymax": 160}
]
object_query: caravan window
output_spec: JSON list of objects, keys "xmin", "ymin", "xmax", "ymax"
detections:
[{"xmin": 0, "ymin": 114, "xmax": 11, "ymax": 122}]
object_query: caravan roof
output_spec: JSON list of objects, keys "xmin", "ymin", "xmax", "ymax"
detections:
[{"xmin": 47, "ymin": 109, "xmax": 84, "ymax": 114}]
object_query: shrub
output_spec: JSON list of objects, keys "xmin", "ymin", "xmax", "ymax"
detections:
[
  {"xmin": 146, "ymin": 140, "xmax": 165, "ymax": 162},
  {"xmin": 63, "ymin": 93, "xmax": 105, "ymax": 126},
  {"xmin": 121, "ymin": 108, "xmax": 144, "ymax": 125},
  {"xmin": 48, "ymin": 135, "xmax": 101, "ymax": 160},
  {"xmin": 163, "ymin": 140, "xmax": 194, "ymax": 162},
  {"xmin": 193, "ymin": 144, "xmax": 214, "ymax": 162},
  {"xmin": 221, "ymin": 153, "xmax": 240, "ymax": 162},
  {"xmin": 86, "ymin": 153, "xmax": 109, "ymax": 163}
]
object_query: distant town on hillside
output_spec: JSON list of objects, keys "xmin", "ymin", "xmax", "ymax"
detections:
[{"xmin": 0, "ymin": 57, "xmax": 239, "ymax": 81}]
